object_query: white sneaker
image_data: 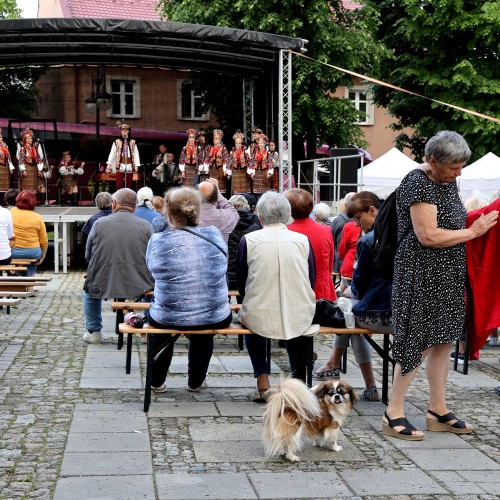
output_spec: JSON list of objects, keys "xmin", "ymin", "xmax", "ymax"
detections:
[{"xmin": 83, "ymin": 331, "xmax": 102, "ymax": 344}]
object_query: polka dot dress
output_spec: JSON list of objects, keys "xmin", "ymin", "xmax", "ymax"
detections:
[{"xmin": 392, "ymin": 169, "xmax": 467, "ymax": 375}]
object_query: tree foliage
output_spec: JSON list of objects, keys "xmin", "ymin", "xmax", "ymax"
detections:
[
  {"xmin": 0, "ymin": 0, "xmax": 21, "ymax": 19},
  {"xmin": 158, "ymin": 0, "xmax": 386, "ymax": 159},
  {"xmin": 366, "ymin": 0, "xmax": 500, "ymax": 161}
]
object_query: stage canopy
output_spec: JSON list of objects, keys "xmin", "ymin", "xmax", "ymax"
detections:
[
  {"xmin": 458, "ymin": 152, "xmax": 500, "ymax": 202},
  {"xmin": 0, "ymin": 18, "xmax": 305, "ymax": 76},
  {"xmin": 358, "ymin": 147, "xmax": 418, "ymax": 198}
]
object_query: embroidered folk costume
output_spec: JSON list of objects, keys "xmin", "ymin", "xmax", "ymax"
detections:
[
  {"xmin": 245, "ymin": 128, "xmax": 268, "ymax": 157},
  {"xmin": 106, "ymin": 122, "xmax": 141, "ymax": 190},
  {"xmin": 0, "ymin": 128, "xmax": 14, "ymax": 191},
  {"xmin": 59, "ymin": 151, "xmax": 84, "ymax": 205},
  {"xmin": 228, "ymin": 132, "xmax": 252, "ymax": 195},
  {"xmin": 268, "ymin": 140, "xmax": 280, "ymax": 191},
  {"xmin": 179, "ymin": 129, "xmax": 201, "ymax": 186},
  {"xmin": 249, "ymin": 137, "xmax": 274, "ymax": 194},
  {"xmin": 197, "ymin": 131, "xmax": 211, "ymax": 182},
  {"xmin": 207, "ymin": 129, "xmax": 230, "ymax": 193}
]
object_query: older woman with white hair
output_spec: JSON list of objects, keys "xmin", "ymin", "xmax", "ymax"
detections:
[
  {"xmin": 135, "ymin": 187, "xmax": 160, "ymax": 223},
  {"xmin": 313, "ymin": 202, "xmax": 332, "ymax": 225}
]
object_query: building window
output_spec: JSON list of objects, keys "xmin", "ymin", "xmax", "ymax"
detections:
[
  {"xmin": 346, "ymin": 86, "xmax": 374, "ymax": 125},
  {"xmin": 177, "ymin": 80, "xmax": 210, "ymax": 121},
  {"xmin": 106, "ymin": 76, "xmax": 141, "ymax": 119}
]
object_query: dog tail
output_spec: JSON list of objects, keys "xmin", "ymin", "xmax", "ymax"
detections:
[{"xmin": 262, "ymin": 378, "xmax": 321, "ymax": 458}]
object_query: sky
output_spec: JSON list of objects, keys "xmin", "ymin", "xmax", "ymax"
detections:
[{"xmin": 16, "ymin": 0, "xmax": 38, "ymax": 18}]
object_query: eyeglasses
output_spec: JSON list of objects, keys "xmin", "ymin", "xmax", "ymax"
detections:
[{"xmin": 353, "ymin": 209, "xmax": 368, "ymax": 226}]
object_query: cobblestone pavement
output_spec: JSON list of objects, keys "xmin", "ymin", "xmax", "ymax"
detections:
[{"xmin": 0, "ymin": 270, "xmax": 499, "ymax": 499}]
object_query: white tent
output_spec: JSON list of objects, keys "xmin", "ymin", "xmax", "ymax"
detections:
[
  {"xmin": 458, "ymin": 152, "xmax": 500, "ymax": 202},
  {"xmin": 358, "ymin": 148, "xmax": 418, "ymax": 198}
]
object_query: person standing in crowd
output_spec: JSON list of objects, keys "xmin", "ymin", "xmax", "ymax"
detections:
[
  {"xmin": 58, "ymin": 150, "xmax": 84, "ymax": 206},
  {"xmin": 83, "ymin": 188, "xmax": 153, "ymax": 344},
  {"xmin": 179, "ymin": 129, "xmax": 201, "ymax": 187},
  {"xmin": 17, "ymin": 127, "xmax": 53, "ymax": 204},
  {"xmin": 10, "ymin": 191, "xmax": 48, "ymax": 276},
  {"xmin": 207, "ymin": 129, "xmax": 230, "ymax": 195},
  {"xmin": 4, "ymin": 189, "xmax": 19, "ymax": 209},
  {"xmin": 0, "ymin": 128, "xmax": 14, "ymax": 192},
  {"xmin": 383, "ymin": 130, "xmax": 498, "ymax": 440},
  {"xmin": 330, "ymin": 192, "xmax": 356, "ymax": 275},
  {"xmin": 285, "ymin": 188, "xmax": 335, "ymax": 301},
  {"xmin": 151, "ymin": 195, "xmax": 166, "ymax": 214},
  {"xmin": 135, "ymin": 187, "xmax": 160, "ymax": 224},
  {"xmin": 81, "ymin": 192, "xmax": 113, "ymax": 237},
  {"xmin": 197, "ymin": 178, "xmax": 239, "ymax": 244},
  {"xmin": 338, "ymin": 211, "xmax": 362, "ymax": 293},
  {"xmin": 313, "ymin": 203, "xmax": 333, "ymax": 226},
  {"xmin": 146, "ymin": 186, "xmax": 232, "ymax": 393},
  {"xmin": 313, "ymin": 191, "xmax": 384, "ymax": 402},
  {"xmin": 248, "ymin": 137, "xmax": 274, "ymax": 197},
  {"xmin": 228, "ymin": 131, "xmax": 252, "ymax": 196},
  {"xmin": 236, "ymin": 191, "xmax": 318, "ymax": 401},
  {"xmin": 268, "ymin": 139, "xmax": 280, "ymax": 190},
  {"xmin": 0, "ymin": 203, "xmax": 15, "ymax": 265},
  {"xmin": 106, "ymin": 122, "xmax": 140, "ymax": 190}
]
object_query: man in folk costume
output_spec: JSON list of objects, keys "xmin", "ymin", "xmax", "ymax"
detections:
[
  {"xmin": 58, "ymin": 151, "xmax": 85, "ymax": 206},
  {"xmin": 17, "ymin": 127, "xmax": 53, "ymax": 204},
  {"xmin": 229, "ymin": 131, "xmax": 253, "ymax": 195},
  {"xmin": 207, "ymin": 129, "xmax": 230, "ymax": 194},
  {"xmin": 246, "ymin": 127, "xmax": 269, "ymax": 157},
  {"xmin": 106, "ymin": 122, "xmax": 141, "ymax": 191},
  {"xmin": 0, "ymin": 128, "xmax": 14, "ymax": 192},
  {"xmin": 248, "ymin": 137, "xmax": 274, "ymax": 195},
  {"xmin": 197, "ymin": 130, "xmax": 211, "ymax": 182},
  {"xmin": 179, "ymin": 129, "xmax": 200, "ymax": 186}
]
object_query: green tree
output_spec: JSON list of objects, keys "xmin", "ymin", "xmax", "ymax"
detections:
[
  {"xmin": 159, "ymin": 0, "xmax": 386, "ymax": 161},
  {"xmin": 0, "ymin": 1, "xmax": 44, "ymax": 120},
  {"xmin": 366, "ymin": 0, "xmax": 500, "ymax": 161}
]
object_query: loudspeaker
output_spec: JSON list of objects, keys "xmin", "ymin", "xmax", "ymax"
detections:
[{"xmin": 319, "ymin": 148, "xmax": 359, "ymax": 201}]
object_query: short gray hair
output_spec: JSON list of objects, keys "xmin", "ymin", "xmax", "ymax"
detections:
[
  {"xmin": 112, "ymin": 188, "xmax": 137, "ymax": 208},
  {"xmin": 425, "ymin": 130, "xmax": 471, "ymax": 164},
  {"xmin": 256, "ymin": 191, "xmax": 291, "ymax": 225},
  {"xmin": 313, "ymin": 203, "xmax": 331, "ymax": 222},
  {"xmin": 229, "ymin": 194, "xmax": 250, "ymax": 211},
  {"xmin": 95, "ymin": 191, "xmax": 112, "ymax": 210}
]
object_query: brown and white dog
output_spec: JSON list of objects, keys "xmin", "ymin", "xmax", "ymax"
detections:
[{"xmin": 262, "ymin": 378, "xmax": 357, "ymax": 462}]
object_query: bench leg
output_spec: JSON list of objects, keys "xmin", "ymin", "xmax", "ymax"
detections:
[
  {"xmin": 306, "ymin": 337, "xmax": 314, "ymax": 388},
  {"xmin": 144, "ymin": 334, "xmax": 153, "ymax": 413},
  {"xmin": 238, "ymin": 334, "xmax": 244, "ymax": 351},
  {"xmin": 265, "ymin": 338, "xmax": 271, "ymax": 374},
  {"xmin": 340, "ymin": 349, "xmax": 347, "ymax": 374},
  {"xmin": 381, "ymin": 335, "xmax": 390, "ymax": 405},
  {"xmin": 126, "ymin": 333, "xmax": 133, "ymax": 374},
  {"xmin": 114, "ymin": 298, "xmax": 125, "ymax": 350}
]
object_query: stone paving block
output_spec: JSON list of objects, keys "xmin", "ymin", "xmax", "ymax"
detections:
[
  {"xmin": 80, "ymin": 377, "xmax": 142, "ymax": 389},
  {"xmin": 356, "ymin": 400, "xmax": 420, "ymax": 417},
  {"xmin": 146, "ymin": 402, "xmax": 219, "ymax": 418},
  {"xmin": 190, "ymin": 422, "xmax": 262, "ymax": 441},
  {"xmin": 60, "ymin": 451, "xmax": 153, "ymax": 476},
  {"xmin": 54, "ymin": 474, "xmax": 155, "ymax": 500},
  {"xmin": 75, "ymin": 403, "xmax": 143, "ymax": 412},
  {"xmin": 340, "ymin": 468, "xmax": 447, "ymax": 495},
  {"xmin": 218, "ymin": 354, "xmax": 280, "ymax": 373},
  {"xmin": 216, "ymin": 401, "xmax": 265, "ymax": 417},
  {"xmin": 83, "ymin": 352, "xmax": 129, "ymax": 368},
  {"xmin": 169, "ymin": 355, "xmax": 225, "ymax": 374},
  {"xmin": 65, "ymin": 431, "xmax": 150, "ymax": 452},
  {"xmin": 81, "ymin": 366, "xmax": 135, "ymax": 378},
  {"xmin": 248, "ymin": 471, "xmax": 352, "ymax": 498},
  {"xmin": 156, "ymin": 472, "xmax": 257, "ymax": 499},
  {"xmin": 458, "ymin": 470, "xmax": 500, "ymax": 494},
  {"xmin": 431, "ymin": 471, "xmax": 488, "ymax": 495},
  {"xmin": 208, "ymin": 375, "xmax": 281, "ymax": 388},
  {"xmin": 69, "ymin": 414, "xmax": 148, "ymax": 433},
  {"xmin": 448, "ymin": 375, "xmax": 500, "ymax": 388},
  {"xmin": 404, "ymin": 447, "xmax": 500, "ymax": 470}
]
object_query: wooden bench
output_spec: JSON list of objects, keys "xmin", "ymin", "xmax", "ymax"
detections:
[
  {"xmin": 0, "ymin": 291, "xmax": 31, "ymax": 298},
  {"xmin": 0, "ymin": 281, "xmax": 48, "ymax": 293},
  {"xmin": 117, "ymin": 322, "xmax": 393, "ymax": 412},
  {"xmin": 0, "ymin": 298, "xmax": 21, "ymax": 314},
  {"xmin": 11, "ymin": 259, "xmax": 38, "ymax": 265},
  {"xmin": 0, "ymin": 276, "xmax": 52, "ymax": 282},
  {"xmin": 0, "ymin": 265, "xmax": 28, "ymax": 274}
]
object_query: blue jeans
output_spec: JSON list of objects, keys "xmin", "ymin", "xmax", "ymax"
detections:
[
  {"xmin": 11, "ymin": 247, "xmax": 42, "ymax": 276},
  {"xmin": 83, "ymin": 290, "xmax": 102, "ymax": 333}
]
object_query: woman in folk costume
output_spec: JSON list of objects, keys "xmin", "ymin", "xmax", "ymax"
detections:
[
  {"xmin": 245, "ymin": 127, "xmax": 268, "ymax": 157},
  {"xmin": 207, "ymin": 129, "xmax": 230, "ymax": 193},
  {"xmin": 0, "ymin": 128, "xmax": 14, "ymax": 191},
  {"xmin": 17, "ymin": 127, "xmax": 53, "ymax": 203},
  {"xmin": 248, "ymin": 137, "xmax": 274, "ymax": 195},
  {"xmin": 197, "ymin": 130, "xmax": 211, "ymax": 182},
  {"xmin": 268, "ymin": 139, "xmax": 280, "ymax": 191},
  {"xmin": 58, "ymin": 151, "xmax": 84, "ymax": 206},
  {"xmin": 228, "ymin": 131, "xmax": 253, "ymax": 195},
  {"xmin": 106, "ymin": 122, "xmax": 140, "ymax": 190},
  {"xmin": 179, "ymin": 129, "xmax": 201, "ymax": 186}
]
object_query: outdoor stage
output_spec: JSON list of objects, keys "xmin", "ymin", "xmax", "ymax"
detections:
[{"xmin": 35, "ymin": 206, "xmax": 98, "ymax": 274}]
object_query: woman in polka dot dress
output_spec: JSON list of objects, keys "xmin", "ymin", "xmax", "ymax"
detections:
[{"xmin": 383, "ymin": 131, "xmax": 498, "ymax": 441}]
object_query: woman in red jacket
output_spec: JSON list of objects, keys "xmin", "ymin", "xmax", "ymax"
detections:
[{"xmin": 338, "ymin": 219, "xmax": 362, "ymax": 293}]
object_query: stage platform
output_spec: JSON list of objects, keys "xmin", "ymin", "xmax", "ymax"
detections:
[{"xmin": 35, "ymin": 206, "xmax": 98, "ymax": 274}]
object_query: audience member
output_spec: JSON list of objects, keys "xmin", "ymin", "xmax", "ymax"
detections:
[
  {"xmin": 338, "ymin": 217, "xmax": 362, "ymax": 293},
  {"xmin": 313, "ymin": 202, "xmax": 332, "ymax": 225},
  {"xmin": 146, "ymin": 186, "xmax": 232, "ymax": 393},
  {"xmin": 11, "ymin": 191, "xmax": 48, "ymax": 276},
  {"xmin": 151, "ymin": 195, "xmax": 165, "ymax": 214},
  {"xmin": 0, "ymin": 204, "xmax": 15, "ymax": 265},
  {"xmin": 83, "ymin": 188, "xmax": 153, "ymax": 344},
  {"xmin": 81, "ymin": 192, "xmax": 113, "ymax": 236},
  {"xmin": 330, "ymin": 192, "xmax": 355, "ymax": 274},
  {"xmin": 135, "ymin": 187, "xmax": 160, "ymax": 224},
  {"xmin": 5, "ymin": 189, "xmax": 19, "ymax": 209},
  {"xmin": 286, "ymin": 188, "xmax": 335, "ymax": 301},
  {"xmin": 236, "ymin": 191, "xmax": 318, "ymax": 402}
]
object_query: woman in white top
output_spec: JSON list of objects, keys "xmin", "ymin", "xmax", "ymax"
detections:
[{"xmin": 0, "ymin": 206, "xmax": 15, "ymax": 264}]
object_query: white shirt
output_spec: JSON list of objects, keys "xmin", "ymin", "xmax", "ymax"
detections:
[{"xmin": 0, "ymin": 207, "xmax": 14, "ymax": 260}]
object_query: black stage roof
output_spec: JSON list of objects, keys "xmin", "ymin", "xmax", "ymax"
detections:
[{"xmin": 0, "ymin": 18, "xmax": 306, "ymax": 76}]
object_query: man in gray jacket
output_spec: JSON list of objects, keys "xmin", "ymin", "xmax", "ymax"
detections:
[{"xmin": 83, "ymin": 188, "xmax": 154, "ymax": 344}]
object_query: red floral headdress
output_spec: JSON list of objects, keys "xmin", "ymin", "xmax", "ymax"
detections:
[
  {"xmin": 187, "ymin": 129, "xmax": 197, "ymax": 138},
  {"xmin": 213, "ymin": 129, "xmax": 223, "ymax": 140},
  {"xmin": 20, "ymin": 127, "xmax": 34, "ymax": 143}
]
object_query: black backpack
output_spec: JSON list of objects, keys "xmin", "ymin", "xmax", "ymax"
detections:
[{"xmin": 372, "ymin": 169, "xmax": 424, "ymax": 279}]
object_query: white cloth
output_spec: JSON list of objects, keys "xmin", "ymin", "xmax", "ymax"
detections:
[{"xmin": 0, "ymin": 207, "xmax": 14, "ymax": 260}]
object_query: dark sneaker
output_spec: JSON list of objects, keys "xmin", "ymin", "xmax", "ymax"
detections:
[{"xmin": 450, "ymin": 352, "xmax": 465, "ymax": 365}]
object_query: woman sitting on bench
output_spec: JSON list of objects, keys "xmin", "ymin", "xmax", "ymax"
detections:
[{"xmin": 145, "ymin": 186, "xmax": 232, "ymax": 394}]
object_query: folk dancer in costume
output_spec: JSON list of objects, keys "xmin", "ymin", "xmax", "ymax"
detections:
[
  {"xmin": 17, "ymin": 127, "xmax": 54, "ymax": 204},
  {"xmin": 228, "ymin": 131, "xmax": 253, "ymax": 195},
  {"xmin": 152, "ymin": 153, "xmax": 182, "ymax": 193},
  {"xmin": 207, "ymin": 129, "xmax": 230, "ymax": 194},
  {"xmin": 179, "ymin": 129, "xmax": 201, "ymax": 186},
  {"xmin": 268, "ymin": 139, "xmax": 280, "ymax": 191},
  {"xmin": 106, "ymin": 122, "xmax": 140, "ymax": 191},
  {"xmin": 0, "ymin": 128, "xmax": 14, "ymax": 192},
  {"xmin": 58, "ymin": 151, "xmax": 84, "ymax": 206},
  {"xmin": 248, "ymin": 137, "xmax": 274, "ymax": 196},
  {"xmin": 197, "ymin": 130, "xmax": 211, "ymax": 182},
  {"xmin": 245, "ymin": 127, "xmax": 269, "ymax": 157}
]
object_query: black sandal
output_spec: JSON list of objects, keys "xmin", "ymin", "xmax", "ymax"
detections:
[
  {"xmin": 382, "ymin": 411, "xmax": 424, "ymax": 441},
  {"xmin": 426, "ymin": 410, "xmax": 473, "ymax": 434}
]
